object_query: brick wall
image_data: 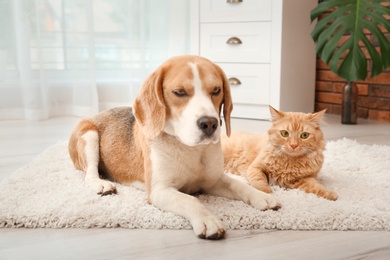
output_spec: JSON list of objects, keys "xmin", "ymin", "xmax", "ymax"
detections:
[
  {"xmin": 314, "ymin": 3, "xmax": 390, "ymax": 122},
  {"xmin": 315, "ymin": 61, "xmax": 390, "ymax": 122}
]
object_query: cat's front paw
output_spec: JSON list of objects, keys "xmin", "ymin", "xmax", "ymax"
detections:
[
  {"xmin": 317, "ymin": 189, "xmax": 338, "ymax": 201},
  {"xmin": 251, "ymin": 181, "xmax": 273, "ymax": 193},
  {"xmin": 324, "ymin": 190, "xmax": 338, "ymax": 201}
]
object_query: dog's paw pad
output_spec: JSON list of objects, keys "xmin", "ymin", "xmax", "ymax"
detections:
[
  {"xmin": 271, "ymin": 203, "xmax": 281, "ymax": 211},
  {"xmin": 193, "ymin": 215, "xmax": 226, "ymax": 240},
  {"xmin": 87, "ymin": 178, "xmax": 117, "ymax": 196},
  {"xmin": 251, "ymin": 193, "xmax": 281, "ymax": 211},
  {"xmin": 99, "ymin": 186, "xmax": 117, "ymax": 196},
  {"xmin": 198, "ymin": 228, "xmax": 225, "ymax": 240},
  {"xmin": 265, "ymin": 195, "xmax": 281, "ymax": 211}
]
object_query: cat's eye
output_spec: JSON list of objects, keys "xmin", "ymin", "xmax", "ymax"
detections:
[
  {"xmin": 300, "ymin": 132, "xmax": 310, "ymax": 139},
  {"xmin": 280, "ymin": 130, "xmax": 289, "ymax": 138},
  {"xmin": 173, "ymin": 89, "xmax": 188, "ymax": 97}
]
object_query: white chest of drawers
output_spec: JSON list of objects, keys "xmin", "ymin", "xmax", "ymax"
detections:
[{"xmin": 191, "ymin": 0, "xmax": 317, "ymax": 120}]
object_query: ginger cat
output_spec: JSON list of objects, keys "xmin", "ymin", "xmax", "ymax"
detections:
[{"xmin": 222, "ymin": 106, "xmax": 338, "ymax": 201}]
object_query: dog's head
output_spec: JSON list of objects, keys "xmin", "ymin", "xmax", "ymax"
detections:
[{"xmin": 133, "ymin": 55, "xmax": 232, "ymax": 146}]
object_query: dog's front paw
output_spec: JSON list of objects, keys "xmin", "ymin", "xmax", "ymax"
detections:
[
  {"xmin": 251, "ymin": 192, "xmax": 281, "ymax": 211},
  {"xmin": 192, "ymin": 215, "xmax": 226, "ymax": 240},
  {"xmin": 86, "ymin": 177, "xmax": 117, "ymax": 196}
]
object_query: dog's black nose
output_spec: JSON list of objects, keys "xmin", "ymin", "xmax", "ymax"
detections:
[{"xmin": 197, "ymin": 116, "xmax": 218, "ymax": 137}]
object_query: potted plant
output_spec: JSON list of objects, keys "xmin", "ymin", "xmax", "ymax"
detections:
[{"xmin": 310, "ymin": 0, "xmax": 390, "ymax": 124}]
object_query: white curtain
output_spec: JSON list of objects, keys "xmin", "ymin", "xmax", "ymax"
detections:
[{"xmin": 0, "ymin": 0, "xmax": 191, "ymax": 120}]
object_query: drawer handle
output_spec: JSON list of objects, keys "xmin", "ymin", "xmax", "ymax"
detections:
[
  {"xmin": 226, "ymin": 37, "xmax": 242, "ymax": 45},
  {"xmin": 228, "ymin": 77, "xmax": 241, "ymax": 85},
  {"xmin": 227, "ymin": 0, "xmax": 243, "ymax": 3}
]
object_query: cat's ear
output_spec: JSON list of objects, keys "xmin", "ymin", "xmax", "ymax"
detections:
[
  {"xmin": 308, "ymin": 109, "xmax": 327, "ymax": 127},
  {"xmin": 269, "ymin": 105, "xmax": 285, "ymax": 122}
]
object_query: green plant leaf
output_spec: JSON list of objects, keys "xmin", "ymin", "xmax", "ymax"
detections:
[
  {"xmin": 339, "ymin": 31, "xmax": 368, "ymax": 81},
  {"xmin": 321, "ymin": 26, "xmax": 349, "ymax": 64},
  {"xmin": 311, "ymin": 0, "xmax": 390, "ymax": 81}
]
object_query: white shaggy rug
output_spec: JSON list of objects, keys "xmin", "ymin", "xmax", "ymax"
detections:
[{"xmin": 1, "ymin": 139, "xmax": 389, "ymax": 230}]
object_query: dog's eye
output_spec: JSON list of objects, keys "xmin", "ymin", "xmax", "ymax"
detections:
[
  {"xmin": 173, "ymin": 89, "xmax": 188, "ymax": 97},
  {"xmin": 212, "ymin": 87, "xmax": 221, "ymax": 96}
]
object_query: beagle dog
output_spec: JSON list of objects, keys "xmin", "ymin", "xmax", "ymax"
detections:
[{"xmin": 68, "ymin": 55, "xmax": 280, "ymax": 239}]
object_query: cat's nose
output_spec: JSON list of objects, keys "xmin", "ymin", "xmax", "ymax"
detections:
[{"xmin": 290, "ymin": 144, "xmax": 298, "ymax": 149}]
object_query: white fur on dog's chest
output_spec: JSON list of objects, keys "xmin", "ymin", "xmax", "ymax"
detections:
[{"xmin": 150, "ymin": 135, "xmax": 224, "ymax": 194}]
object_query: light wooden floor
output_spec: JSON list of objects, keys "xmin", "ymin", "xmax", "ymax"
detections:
[{"xmin": 1, "ymin": 115, "xmax": 390, "ymax": 259}]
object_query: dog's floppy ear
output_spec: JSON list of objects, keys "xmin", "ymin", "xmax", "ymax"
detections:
[
  {"xmin": 220, "ymin": 69, "xmax": 233, "ymax": 137},
  {"xmin": 133, "ymin": 69, "xmax": 166, "ymax": 139}
]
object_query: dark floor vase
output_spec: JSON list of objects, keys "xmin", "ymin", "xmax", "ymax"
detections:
[{"xmin": 341, "ymin": 82, "xmax": 358, "ymax": 124}]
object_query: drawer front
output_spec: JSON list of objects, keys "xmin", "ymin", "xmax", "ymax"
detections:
[
  {"xmin": 200, "ymin": 22, "xmax": 271, "ymax": 63},
  {"xmin": 200, "ymin": 0, "xmax": 272, "ymax": 23},
  {"xmin": 230, "ymin": 104, "xmax": 270, "ymax": 120},
  {"xmin": 219, "ymin": 63, "xmax": 270, "ymax": 105}
]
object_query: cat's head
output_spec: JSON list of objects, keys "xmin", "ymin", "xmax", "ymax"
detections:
[{"xmin": 267, "ymin": 106, "xmax": 326, "ymax": 157}]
